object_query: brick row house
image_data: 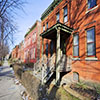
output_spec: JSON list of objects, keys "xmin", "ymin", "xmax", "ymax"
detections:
[
  {"xmin": 11, "ymin": 0, "xmax": 100, "ymax": 85},
  {"xmin": 18, "ymin": 41, "xmax": 24, "ymax": 62},
  {"xmin": 11, "ymin": 20, "xmax": 41, "ymax": 64},
  {"xmin": 11, "ymin": 45, "xmax": 19, "ymax": 60},
  {"xmin": 24, "ymin": 20, "xmax": 41, "ymax": 63},
  {"xmin": 37, "ymin": 0, "xmax": 100, "ymax": 85},
  {"xmin": 11, "ymin": 42, "xmax": 24, "ymax": 62}
]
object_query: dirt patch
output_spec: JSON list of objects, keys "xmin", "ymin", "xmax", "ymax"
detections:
[
  {"xmin": 47, "ymin": 84, "xmax": 80, "ymax": 100},
  {"xmin": 70, "ymin": 83, "xmax": 100, "ymax": 100}
]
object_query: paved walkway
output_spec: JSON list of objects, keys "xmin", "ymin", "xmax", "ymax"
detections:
[{"xmin": 0, "ymin": 61, "xmax": 25, "ymax": 100}]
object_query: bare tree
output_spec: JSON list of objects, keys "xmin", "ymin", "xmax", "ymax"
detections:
[{"xmin": 0, "ymin": 0, "xmax": 26, "ymax": 60}]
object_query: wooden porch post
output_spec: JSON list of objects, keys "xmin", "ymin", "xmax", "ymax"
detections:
[{"xmin": 56, "ymin": 27, "xmax": 61, "ymax": 86}]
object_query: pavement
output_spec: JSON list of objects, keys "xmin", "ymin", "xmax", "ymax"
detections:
[{"xmin": 0, "ymin": 60, "xmax": 25, "ymax": 100}]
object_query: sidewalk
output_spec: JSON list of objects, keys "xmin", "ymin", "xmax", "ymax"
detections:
[{"xmin": 0, "ymin": 60, "xmax": 26, "ymax": 100}]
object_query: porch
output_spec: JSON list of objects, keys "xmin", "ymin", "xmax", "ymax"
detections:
[{"xmin": 34, "ymin": 22, "xmax": 73, "ymax": 85}]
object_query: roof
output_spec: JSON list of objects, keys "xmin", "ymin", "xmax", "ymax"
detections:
[
  {"xmin": 40, "ymin": 22, "xmax": 73, "ymax": 39},
  {"xmin": 41, "ymin": 0, "xmax": 63, "ymax": 21},
  {"xmin": 24, "ymin": 20, "xmax": 40, "ymax": 38}
]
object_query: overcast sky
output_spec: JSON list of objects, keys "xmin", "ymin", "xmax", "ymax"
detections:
[{"xmin": 11, "ymin": 0, "xmax": 53, "ymax": 50}]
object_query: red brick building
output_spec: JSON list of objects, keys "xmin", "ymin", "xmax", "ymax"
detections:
[
  {"xmin": 40, "ymin": 0, "xmax": 100, "ymax": 84},
  {"xmin": 18, "ymin": 41, "xmax": 24, "ymax": 62},
  {"xmin": 11, "ymin": 45, "xmax": 19, "ymax": 60},
  {"xmin": 24, "ymin": 20, "xmax": 41, "ymax": 63}
]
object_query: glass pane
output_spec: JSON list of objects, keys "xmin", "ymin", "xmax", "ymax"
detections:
[
  {"xmin": 56, "ymin": 13, "xmax": 59, "ymax": 21},
  {"xmin": 43, "ymin": 25, "xmax": 45, "ymax": 32},
  {"xmin": 91, "ymin": 0, "xmax": 96, "ymax": 8},
  {"xmin": 74, "ymin": 34, "xmax": 79, "ymax": 45},
  {"xmin": 64, "ymin": 16, "xmax": 68, "ymax": 22},
  {"xmin": 46, "ymin": 22, "xmax": 48, "ymax": 29},
  {"xmin": 64, "ymin": 7, "xmax": 67, "ymax": 15},
  {"xmin": 88, "ymin": 0, "xmax": 96, "ymax": 9},
  {"xmin": 87, "ymin": 28, "xmax": 95, "ymax": 42},
  {"xmin": 87, "ymin": 43, "xmax": 95, "ymax": 56},
  {"xmin": 73, "ymin": 46, "xmax": 79, "ymax": 56}
]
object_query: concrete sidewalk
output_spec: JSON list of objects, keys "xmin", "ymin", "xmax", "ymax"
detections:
[{"xmin": 0, "ymin": 61, "xmax": 25, "ymax": 100}]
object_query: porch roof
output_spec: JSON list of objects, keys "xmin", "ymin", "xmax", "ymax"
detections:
[{"xmin": 40, "ymin": 22, "xmax": 73, "ymax": 40}]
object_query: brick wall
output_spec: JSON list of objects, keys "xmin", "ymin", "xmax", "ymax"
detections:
[{"xmin": 40, "ymin": 0, "xmax": 100, "ymax": 82}]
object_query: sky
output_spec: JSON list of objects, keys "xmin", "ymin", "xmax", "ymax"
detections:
[{"xmin": 11, "ymin": 0, "xmax": 53, "ymax": 50}]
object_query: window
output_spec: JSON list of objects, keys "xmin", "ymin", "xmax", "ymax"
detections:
[
  {"xmin": 88, "ymin": 0, "xmax": 96, "ymax": 9},
  {"xmin": 50, "ymin": 41, "xmax": 53, "ymax": 56},
  {"xmin": 30, "ymin": 48, "xmax": 33, "ymax": 59},
  {"xmin": 28, "ymin": 37, "xmax": 30, "ymax": 45},
  {"xmin": 32, "ymin": 32, "xmax": 36, "ymax": 43},
  {"xmin": 46, "ymin": 22, "xmax": 48, "ymax": 29},
  {"xmin": 73, "ymin": 34, "xmax": 79, "ymax": 57},
  {"xmin": 46, "ymin": 43, "xmax": 48, "ymax": 57},
  {"xmin": 86, "ymin": 27, "xmax": 95, "ymax": 56},
  {"xmin": 43, "ymin": 25, "xmax": 45, "ymax": 32},
  {"xmin": 33, "ymin": 48, "xmax": 35, "ymax": 59},
  {"xmin": 73, "ymin": 72, "xmax": 79, "ymax": 82},
  {"xmin": 56, "ymin": 12, "xmax": 59, "ymax": 22},
  {"xmin": 64, "ymin": 6, "xmax": 68, "ymax": 23}
]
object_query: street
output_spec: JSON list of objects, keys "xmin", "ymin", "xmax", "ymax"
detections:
[{"xmin": 0, "ymin": 61, "xmax": 24, "ymax": 100}]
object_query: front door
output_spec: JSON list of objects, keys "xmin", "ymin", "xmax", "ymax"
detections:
[{"xmin": 61, "ymin": 36, "xmax": 66, "ymax": 56}]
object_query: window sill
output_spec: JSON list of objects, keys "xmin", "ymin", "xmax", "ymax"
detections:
[
  {"xmin": 85, "ymin": 57, "xmax": 98, "ymax": 61},
  {"xmin": 86, "ymin": 5, "xmax": 98, "ymax": 14},
  {"xmin": 72, "ymin": 58, "xmax": 80, "ymax": 61}
]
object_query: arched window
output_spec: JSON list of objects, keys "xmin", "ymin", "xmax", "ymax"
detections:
[{"xmin": 73, "ymin": 72, "xmax": 79, "ymax": 82}]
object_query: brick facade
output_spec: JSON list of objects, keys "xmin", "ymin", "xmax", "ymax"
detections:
[
  {"xmin": 40, "ymin": 0, "xmax": 100, "ymax": 82},
  {"xmin": 18, "ymin": 41, "xmax": 24, "ymax": 62},
  {"xmin": 24, "ymin": 20, "xmax": 41, "ymax": 63},
  {"xmin": 11, "ymin": 45, "xmax": 19, "ymax": 60}
]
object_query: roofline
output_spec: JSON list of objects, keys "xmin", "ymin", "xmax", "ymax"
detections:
[
  {"xmin": 41, "ymin": 0, "xmax": 62, "ymax": 21},
  {"xmin": 24, "ymin": 20, "xmax": 40, "ymax": 38}
]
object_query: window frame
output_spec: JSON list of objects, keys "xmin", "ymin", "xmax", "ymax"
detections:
[
  {"xmin": 63, "ymin": 6, "xmax": 68, "ymax": 23},
  {"xmin": 86, "ymin": 27, "xmax": 96, "ymax": 57},
  {"xmin": 73, "ymin": 33, "xmax": 79, "ymax": 57}
]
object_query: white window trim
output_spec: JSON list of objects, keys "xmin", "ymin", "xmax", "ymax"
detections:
[
  {"xmin": 86, "ymin": 5, "xmax": 98, "ymax": 14},
  {"xmin": 72, "ymin": 58, "xmax": 80, "ymax": 61},
  {"xmin": 85, "ymin": 57, "xmax": 98, "ymax": 61}
]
